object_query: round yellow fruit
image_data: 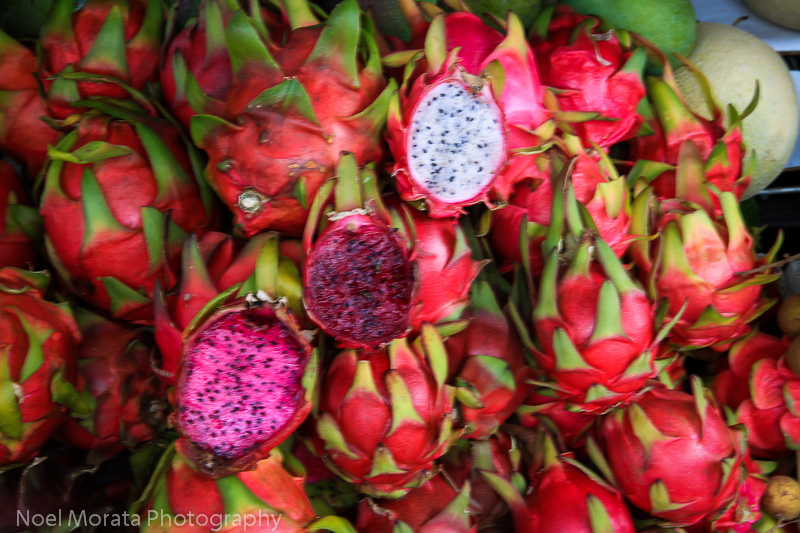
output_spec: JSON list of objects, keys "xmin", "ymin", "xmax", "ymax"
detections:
[
  {"xmin": 762, "ymin": 475, "xmax": 800, "ymax": 521},
  {"xmin": 674, "ymin": 23, "xmax": 799, "ymax": 199},
  {"xmin": 742, "ymin": 0, "xmax": 800, "ymax": 31}
]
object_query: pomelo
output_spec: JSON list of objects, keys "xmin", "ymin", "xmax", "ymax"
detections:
[
  {"xmin": 559, "ymin": 0, "xmax": 696, "ymax": 74},
  {"xmin": 674, "ymin": 22, "xmax": 799, "ymax": 198},
  {"xmin": 742, "ymin": 0, "xmax": 800, "ymax": 31}
]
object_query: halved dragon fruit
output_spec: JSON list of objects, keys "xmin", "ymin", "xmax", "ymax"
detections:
[{"xmin": 171, "ymin": 294, "xmax": 317, "ymax": 478}]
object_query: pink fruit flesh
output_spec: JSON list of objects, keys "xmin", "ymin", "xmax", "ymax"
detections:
[
  {"xmin": 178, "ymin": 310, "xmax": 306, "ymax": 460},
  {"xmin": 306, "ymin": 223, "xmax": 414, "ymax": 346}
]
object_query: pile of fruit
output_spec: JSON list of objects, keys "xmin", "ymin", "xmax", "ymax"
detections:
[{"xmin": 2, "ymin": 0, "xmax": 800, "ymax": 531}]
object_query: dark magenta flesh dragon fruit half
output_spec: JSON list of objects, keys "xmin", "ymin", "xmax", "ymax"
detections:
[
  {"xmin": 172, "ymin": 300, "xmax": 314, "ymax": 477},
  {"xmin": 304, "ymin": 214, "xmax": 416, "ymax": 349}
]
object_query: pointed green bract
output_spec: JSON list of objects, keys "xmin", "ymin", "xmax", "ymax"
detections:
[
  {"xmin": 78, "ymin": 5, "xmax": 129, "ymax": 78},
  {"xmin": 306, "ymin": 0, "xmax": 360, "ymax": 87},
  {"xmin": 81, "ymin": 167, "xmax": 125, "ymax": 251},
  {"xmin": 247, "ymin": 78, "xmax": 321, "ymax": 126},
  {"xmin": 226, "ymin": 9, "xmax": 279, "ymax": 76}
]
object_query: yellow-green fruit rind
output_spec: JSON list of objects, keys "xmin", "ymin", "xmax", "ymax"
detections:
[
  {"xmin": 762, "ymin": 475, "xmax": 800, "ymax": 521},
  {"xmin": 674, "ymin": 23, "xmax": 799, "ymax": 199},
  {"xmin": 558, "ymin": 0, "xmax": 696, "ymax": 74},
  {"xmin": 742, "ymin": 0, "xmax": 800, "ymax": 31},
  {"xmin": 463, "ymin": 0, "xmax": 543, "ymax": 28},
  {"xmin": 778, "ymin": 294, "xmax": 800, "ymax": 337}
]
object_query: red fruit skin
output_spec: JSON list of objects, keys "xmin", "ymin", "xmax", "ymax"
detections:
[
  {"xmin": 595, "ymin": 385, "xmax": 746, "ymax": 526},
  {"xmin": 0, "ymin": 268, "xmax": 81, "ymax": 465},
  {"xmin": 58, "ymin": 311, "xmax": 167, "ymax": 453},
  {"xmin": 171, "ymin": 301, "xmax": 314, "ymax": 478},
  {"xmin": 0, "ymin": 33, "xmax": 61, "ymax": 176},
  {"xmin": 531, "ymin": 6, "xmax": 646, "ymax": 149},
  {"xmin": 516, "ymin": 456, "xmax": 636, "ymax": 533},
  {"xmin": 0, "ymin": 161, "xmax": 38, "ymax": 269},
  {"xmin": 37, "ymin": 0, "xmax": 163, "ymax": 119},
  {"xmin": 40, "ymin": 114, "xmax": 214, "ymax": 323},
  {"xmin": 356, "ymin": 475, "xmax": 476, "ymax": 533}
]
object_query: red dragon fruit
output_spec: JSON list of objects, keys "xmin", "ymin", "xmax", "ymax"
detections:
[
  {"xmin": 58, "ymin": 307, "xmax": 167, "ymax": 454},
  {"xmin": 37, "ymin": 0, "xmax": 164, "ymax": 119},
  {"xmin": 187, "ymin": 0, "xmax": 393, "ymax": 237},
  {"xmin": 445, "ymin": 281, "xmax": 533, "ymax": 439},
  {"xmin": 0, "ymin": 267, "xmax": 86, "ymax": 465},
  {"xmin": 489, "ymin": 137, "xmax": 630, "ymax": 274},
  {"xmin": 483, "ymin": 432, "xmax": 636, "ymax": 533},
  {"xmin": 588, "ymin": 378, "xmax": 746, "ymax": 527},
  {"xmin": 311, "ymin": 324, "xmax": 460, "ymax": 498},
  {"xmin": 136, "ymin": 444, "xmax": 321, "ymax": 532},
  {"xmin": 386, "ymin": 3, "xmax": 551, "ymax": 217},
  {"xmin": 356, "ymin": 475, "xmax": 476, "ymax": 532},
  {"xmin": 0, "ymin": 29, "xmax": 62, "ymax": 176},
  {"xmin": 630, "ymin": 184, "xmax": 780, "ymax": 351},
  {"xmin": 626, "ymin": 63, "xmax": 752, "ymax": 206},
  {"xmin": 0, "ymin": 161, "xmax": 40, "ymax": 269},
  {"xmin": 39, "ymin": 98, "xmax": 217, "ymax": 323},
  {"xmin": 529, "ymin": 5, "xmax": 647, "ymax": 149},
  {"xmin": 154, "ymin": 231, "xmax": 304, "ymax": 384},
  {"xmin": 171, "ymin": 291, "xmax": 318, "ymax": 478}
]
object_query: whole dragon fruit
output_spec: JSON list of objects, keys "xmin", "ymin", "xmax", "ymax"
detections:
[
  {"xmin": 0, "ymin": 29, "xmax": 61, "ymax": 176},
  {"xmin": 154, "ymin": 231, "xmax": 304, "ymax": 384},
  {"xmin": 483, "ymin": 432, "xmax": 636, "ymax": 533},
  {"xmin": 58, "ymin": 307, "xmax": 167, "ymax": 454},
  {"xmin": 311, "ymin": 324, "xmax": 460, "ymax": 498},
  {"xmin": 529, "ymin": 5, "xmax": 647, "ymax": 149},
  {"xmin": 445, "ymin": 281, "xmax": 533, "ymax": 439},
  {"xmin": 0, "ymin": 161, "xmax": 40, "ymax": 269},
  {"xmin": 386, "ymin": 3, "xmax": 551, "ymax": 216},
  {"xmin": 37, "ymin": 0, "xmax": 165, "ymax": 119},
  {"xmin": 630, "ymin": 184, "xmax": 779, "ymax": 350},
  {"xmin": 171, "ymin": 292, "xmax": 317, "ymax": 478},
  {"xmin": 0, "ymin": 268, "xmax": 86, "ymax": 465},
  {"xmin": 588, "ymin": 378, "xmax": 746, "ymax": 527},
  {"xmin": 39, "ymin": 98, "xmax": 217, "ymax": 323},
  {"xmin": 356, "ymin": 476, "xmax": 476, "ymax": 532},
  {"xmin": 185, "ymin": 0, "xmax": 393, "ymax": 237},
  {"xmin": 136, "ymin": 444, "xmax": 321, "ymax": 532}
]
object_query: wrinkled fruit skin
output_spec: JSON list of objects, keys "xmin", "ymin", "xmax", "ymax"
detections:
[
  {"xmin": 531, "ymin": 5, "xmax": 646, "ymax": 149},
  {"xmin": 172, "ymin": 300, "xmax": 314, "ymax": 478},
  {"xmin": 312, "ymin": 331, "xmax": 457, "ymax": 499},
  {"xmin": 303, "ymin": 213, "xmax": 415, "ymax": 350},
  {"xmin": 37, "ymin": 0, "xmax": 164, "ymax": 119},
  {"xmin": 0, "ymin": 161, "xmax": 39, "ymax": 269},
  {"xmin": 40, "ymin": 112, "xmax": 215, "ymax": 323},
  {"xmin": 0, "ymin": 268, "xmax": 82, "ymax": 465},
  {"xmin": 58, "ymin": 309, "xmax": 167, "ymax": 454},
  {"xmin": 139, "ymin": 445, "xmax": 318, "ymax": 532},
  {"xmin": 593, "ymin": 384, "xmax": 746, "ymax": 526}
]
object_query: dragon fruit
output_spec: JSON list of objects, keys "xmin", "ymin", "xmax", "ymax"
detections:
[
  {"xmin": 588, "ymin": 378, "xmax": 746, "ymax": 526},
  {"xmin": 489, "ymin": 137, "xmax": 630, "ymax": 274},
  {"xmin": 311, "ymin": 324, "xmax": 460, "ymax": 498},
  {"xmin": 630, "ymin": 184, "xmax": 779, "ymax": 351},
  {"xmin": 356, "ymin": 476, "xmax": 476, "ymax": 532},
  {"xmin": 0, "ymin": 268, "xmax": 86, "ymax": 465},
  {"xmin": 529, "ymin": 5, "xmax": 647, "ymax": 149},
  {"xmin": 386, "ymin": 3, "xmax": 551, "ymax": 216},
  {"xmin": 445, "ymin": 281, "xmax": 533, "ymax": 439},
  {"xmin": 36, "ymin": 0, "xmax": 164, "ymax": 119},
  {"xmin": 136, "ymin": 444, "xmax": 320, "ymax": 532},
  {"xmin": 626, "ymin": 63, "xmax": 752, "ymax": 205},
  {"xmin": 171, "ymin": 291, "xmax": 317, "ymax": 478},
  {"xmin": 154, "ymin": 231, "xmax": 304, "ymax": 384},
  {"xmin": 0, "ymin": 29, "xmax": 61, "ymax": 176},
  {"xmin": 0, "ymin": 161, "xmax": 40, "ymax": 269},
  {"xmin": 483, "ymin": 432, "xmax": 636, "ymax": 533},
  {"xmin": 39, "ymin": 98, "xmax": 217, "ymax": 323},
  {"xmin": 187, "ymin": 0, "xmax": 393, "ymax": 237},
  {"xmin": 58, "ymin": 307, "xmax": 167, "ymax": 454}
]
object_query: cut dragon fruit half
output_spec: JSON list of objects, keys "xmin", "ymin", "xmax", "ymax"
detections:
[{"xmin": 404, "ymin": 73, "xmax": 507, "ymax": 208}]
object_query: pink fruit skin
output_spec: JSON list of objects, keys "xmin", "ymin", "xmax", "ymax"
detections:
[
  {"xmin": 531, "ymin": 6, "xmax": 646, "ymax": 149},
  {"xmin": 40, "ymin": 114, "xmax": 215, "ymax": 323},
  {"xmin": 595, "ymin": 385, "xmax": 745, "ymax": 526},
  {"xmin": 0, "ymin": 161, "xmax": 38, "ymax": 269},
  {"xmin": 0, "ymin": 268, "xmax": 82, "ymax": 465}
]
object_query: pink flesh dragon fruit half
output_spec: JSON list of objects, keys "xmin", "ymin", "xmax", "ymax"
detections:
[{"xmin": 172, "ymin": 295, "xmax": 317, "ymax": 478}]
